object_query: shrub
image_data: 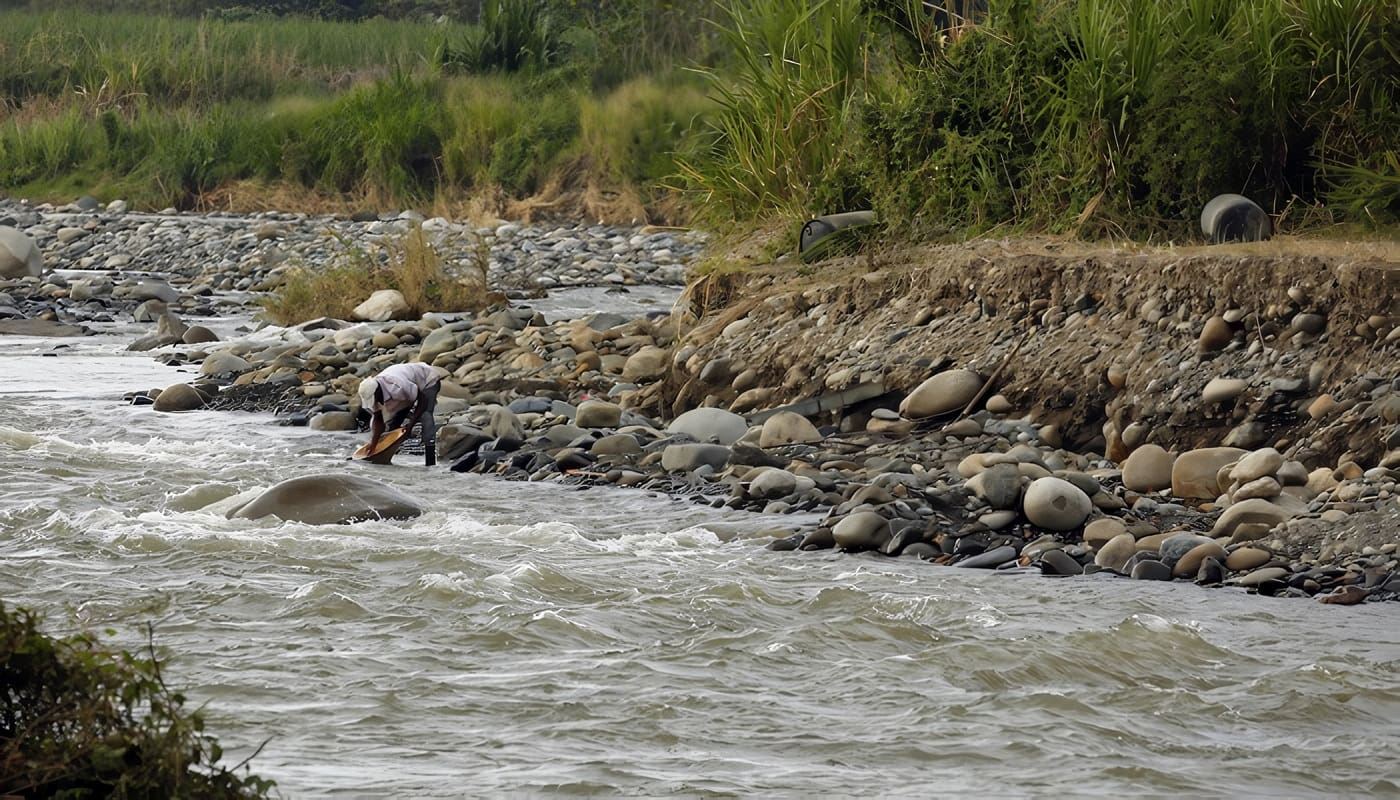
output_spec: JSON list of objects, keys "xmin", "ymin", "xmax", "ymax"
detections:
[
  {"xmin": 0, "ymin": 601, "xmax": 273, "ymax": 798},
  {"xmin": 259, "ymin": 225, "xmax": 504, "ymax": 325},
  {"xmin": 439, "ymin": 0, "xmax": 558, "ymax": 75},
  {"xmin": 673, "ymin": 0, "xmax": 870, "ymax": 224}
]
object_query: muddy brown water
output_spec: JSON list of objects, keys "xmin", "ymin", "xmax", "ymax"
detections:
[{"xmin": 2, "ymin": 321, "xmax": 1397, "ymax": 797}]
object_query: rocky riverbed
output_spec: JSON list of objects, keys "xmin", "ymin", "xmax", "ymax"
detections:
[{"xmin": 3, "ymin": 197, "xmax": 1397, "ymax": 605}]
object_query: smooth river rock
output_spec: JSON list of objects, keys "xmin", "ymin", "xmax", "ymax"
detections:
[{"xmin": 226, "ymin": 473, "xmax": 426, "ymax": 524}]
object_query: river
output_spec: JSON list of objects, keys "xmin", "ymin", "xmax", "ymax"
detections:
[{"xmin": 2, "ymin": 307, "xmax": 1397, "ymax": 798}]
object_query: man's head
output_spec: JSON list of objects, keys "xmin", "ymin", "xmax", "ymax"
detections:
[{"xmin": 358, "ymin": 378, "xmax": 381, "ymax": 412}]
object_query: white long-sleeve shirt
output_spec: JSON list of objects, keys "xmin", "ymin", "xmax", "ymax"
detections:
[{"xmin": 368, "ymin": 362, "xmax": 439, "ymax": 420}]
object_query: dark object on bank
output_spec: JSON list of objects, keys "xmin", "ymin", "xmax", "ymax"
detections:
[
  {"xmin": 799, "ymin": 211, "xmax": 877, "ymax": 263},
  {"xmin": 1200, "ymin": 193, "xmax": 1272, "ymax": 244}
]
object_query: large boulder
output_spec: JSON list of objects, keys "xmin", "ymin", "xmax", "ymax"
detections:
[
  {"xmin": 114, "ymin": 279, "xmax": 180, "ymax": 304},
  {"xmin": 898, "ymin": 369, "xmax": 982, "ymax": 419},
  {"xmin": 575, "ymin": 399, "xmax": 623, "ymax": 428},
  {"xmin": 0, "ymin": 226, "xmax": 43, "ymax": 278},
  {"xmin": 622, "ymin": 346, "xmax": 669, "ymax": 382},
  {"xmin": 200, "ymin": 350, "xmax": 252, "ymax": 376},
  {"xmin": 758, "ymin": 411, "xmax": 822, "ymax": 448},
  {"xmin": 1171, "ymin": 447, "xmax": 1247, "ymax": 499},
  {"xmin": 152, "ymin": 383, "xmax": 208, "ymax": 412},
  {"xmin": 667, "ymin": 407, "xmax": 749, "ymax": 445},
  {"xmin": 660, "ymin": 443, "xmax": 732, "ymax": 472},
  {"xmin": 1022, "ymin": 476, "xmax": 1092, "ymax": 530},
  {"xmin": 1122, "ymin": 444, "xmax": 1175, "ymax": 492},
  {"xmin": 353, "ymin": 289, "xmax": 411, "ymax": 321},
  {"xmin": 226, "ymin": 473, "xmax": 425, "ymax": 524}
]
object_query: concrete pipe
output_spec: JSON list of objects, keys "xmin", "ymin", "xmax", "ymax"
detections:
[{"xmin": 1201, "ymin": 194, "xmax": 1272, "ymax": 244}]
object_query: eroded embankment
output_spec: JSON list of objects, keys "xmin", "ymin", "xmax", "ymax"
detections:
[{"xmin": 662, "ymin": 237, "xmax": 1400, "ymax": 469}]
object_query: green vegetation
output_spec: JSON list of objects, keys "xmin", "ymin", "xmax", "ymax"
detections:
[
  {"xmin": 678, "ymin": 0, "xmax": 1397, "ymax": 239},
  {"xmin": 1, "ymin": 0, "xmax": 1395, "ymax": 240},
  {"xmin": 0, "ymin": 3, "xmax": 720, "ymax": 215},
  {"xmin": 0, "ymin": 600, "xmax": 272, "ymax": 798},
  {"xmin": 259, "ymin": 225, "xmax": 505, "ymax": 324}
]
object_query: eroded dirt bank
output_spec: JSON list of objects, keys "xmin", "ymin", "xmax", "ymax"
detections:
[{"xmin": 659, "ymin": 236, "xmax": 1399, "ymax": 470}]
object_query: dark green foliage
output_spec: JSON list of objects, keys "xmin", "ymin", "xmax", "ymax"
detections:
[
  {"xmin": 1120, "ymin": 41, "xmax": 1280, "ymax": 237},
  {"xmin": 850, "ymin": 0, "xmax": 1399, "ymax": 240},
  {"xmin": 281, "ymin": 72, "xmax": 445, "ymax": 198},
  {"xmin": 0, "ymin": 601, "xmax": 273, "ymax": 798},
  {"xmin": 486, "ymin": 82, "xmax": 579, "ymax": 193},
  {"xmin": 440, "ymin": 0, "xmax": 558, "ymax": 74}
]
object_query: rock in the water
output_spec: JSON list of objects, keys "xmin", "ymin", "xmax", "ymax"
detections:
[
  {"xmin": 832, "ymin": 511, "xmax": 890, "ymax": 550},
  {"xmin": 152, "ymin": 383, "xmax": 207, "ymax": 412},
  {"xmin": 1094, "ymin": 532, "xmax": 1138, "ymax": 572},
  {"xmin": 226, "ymin": 473, "xmax": 425, "ymax": 524}
]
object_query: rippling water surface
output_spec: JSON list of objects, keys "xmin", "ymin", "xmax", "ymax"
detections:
[{"xmin": 2, "ymin": 326, "xmax": 1398, "ymax": 798}]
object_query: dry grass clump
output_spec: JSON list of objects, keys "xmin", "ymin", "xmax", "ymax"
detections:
[{"xmin": 259, "ymin": 225, "xmax": 504, "ymax": 325}]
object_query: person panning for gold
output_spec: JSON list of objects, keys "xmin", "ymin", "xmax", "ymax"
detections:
[{"xmin": 358, "ymin": 362, "xmax": 441, "ymax": 466}]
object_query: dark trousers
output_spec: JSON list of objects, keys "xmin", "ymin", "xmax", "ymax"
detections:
[{"xmin": 389, "ymin": 381, "xmax": 440, "ymax": 466}]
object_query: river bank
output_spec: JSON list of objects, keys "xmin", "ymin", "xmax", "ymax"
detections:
[{"xmin": 3, "ymin": 197, "xmax": 1397, "ymax": 605}]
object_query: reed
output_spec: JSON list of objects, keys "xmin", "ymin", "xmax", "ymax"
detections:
[
  {"xmin": 259, "ymin": 226, "xmax": 503, "ymax": 325},
  {"xmin": 675, "ymin": 0, "xmax": 868, "ymax": 222}
]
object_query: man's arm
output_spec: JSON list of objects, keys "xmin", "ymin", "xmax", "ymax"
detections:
[
  {"xmin": 368, "ymin": 410, "xmax": 385, "ymax": 449},
  {"xmin": 403, "ymin": 396, "xmax": 427, "ymax": 432}
]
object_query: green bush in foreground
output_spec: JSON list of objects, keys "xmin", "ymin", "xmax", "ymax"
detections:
[{"xmin": 0, "ymin": 600, "xmax": 273, "ymax": 798}]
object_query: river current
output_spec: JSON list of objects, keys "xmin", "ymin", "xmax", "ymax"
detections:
[{"xmin": 2, "ymin": 306, "xmax": 1397, "ymax": 798}]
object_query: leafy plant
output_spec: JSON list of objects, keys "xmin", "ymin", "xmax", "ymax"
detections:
[
  {"xmin": 673, "ymin": 0, "xmax": 870, "ymax": 223},
  {"xmin": 0, "ymin": 601, "xmax": 273, "ymax": 798},
  {"xmin": 439, "ymin": 0, "xmax": 558, "ymax": 74}
]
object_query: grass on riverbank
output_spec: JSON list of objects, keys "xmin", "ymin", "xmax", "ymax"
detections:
[
  {"xmin": 258, "ymin": 225, "xmax": 505, "ymax": 325},
  {"xmin": 676, "ymin": 0, "xmax": 1398, "ymax": 240},
  {"xmin": 0, "ymin": 7, "xmax": 715, "ymax": 218},
  {"xmin": 2, "ymin": 2, "xmax": 1395, "ymax": 241}
]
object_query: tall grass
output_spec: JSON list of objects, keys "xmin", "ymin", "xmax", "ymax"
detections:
[
  {"xmin": 848, "ymin": 0, "xmax": 1399, "ymax": 238},
  {"xmin": 579, "ymin": 77, "xmax": 713, "ymax": 190},
  {"xmin": 260, "ymin": 226, "xmax": 504, "ymax": 325},
  {"xmin": 439, "ymin": 0, "xmax": 558, "ymax": 74},
  {"xmin": 4, "ymin": 2, "xmax": 1392, "ymax": 237},
  {"xmin": 675, "ymin": 0, "xmax": 868, "ymax": 221},
  {"xmin": 0, "ymin": 10, "xmax": 468, "ymax": 106}
]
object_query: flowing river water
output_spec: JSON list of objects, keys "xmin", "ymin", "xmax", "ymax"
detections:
[{"xmin": 2, "ymin": 303, "xmax": 1398, "ymax": 798}]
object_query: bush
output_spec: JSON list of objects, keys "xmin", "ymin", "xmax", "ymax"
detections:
[
  {"xmin": 674, "ymin": 0, "xmax": 870, "ymax": 224},
  {"xmin": 439, "ymin": 0, "xmax": 558, "ymax": 75},
  {"xmin": 259, "ymin": 225, "xmax": 504, "ymax": 325},
  {"xmin": 0, "ymin": 601, "xmax": 273, "ymax": 798}
]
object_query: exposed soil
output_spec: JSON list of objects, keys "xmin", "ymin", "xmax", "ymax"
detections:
[
  {"xmin": 637, "ymin": 230, "xmax": 1400, "ymax": 566},
  {"xmin": 662, "ymin": 233, "xmax": 1399, "ymax": 467}
]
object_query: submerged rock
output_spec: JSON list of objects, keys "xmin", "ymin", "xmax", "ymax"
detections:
[{"xmin": 226, "ymin": 473, "xmax": 425, "ymax": 524}]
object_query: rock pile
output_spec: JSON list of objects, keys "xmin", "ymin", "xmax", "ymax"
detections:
[{"xmin": 6, "ymin": 196, "xmax": 1396, "ymax": 604}]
